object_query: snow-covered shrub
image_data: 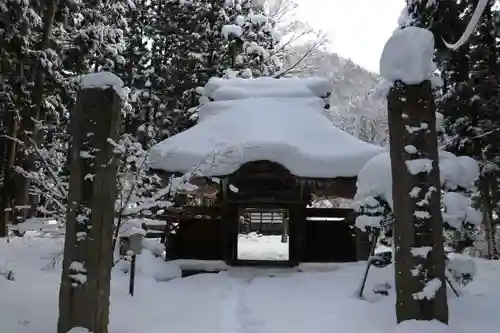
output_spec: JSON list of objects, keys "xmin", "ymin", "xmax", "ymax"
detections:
[
  {"xmin": 446, "ymin": 255, "xmax": 476, "ymax": 286},
  {"xmin": 354, "ymin": 151, "xmax": 482, "ymax": 282},
  {"xmin": 355, "ymin": 151, "xmax": 481, "ymax": 232},
  {"xmin": 115, "ymin": 247, "xmax": 181, "ymax": 282}
]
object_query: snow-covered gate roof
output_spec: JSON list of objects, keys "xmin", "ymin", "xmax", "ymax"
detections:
[{"xmin": 148, "ymin": 77, "xmax": 385, "ymax": 179}]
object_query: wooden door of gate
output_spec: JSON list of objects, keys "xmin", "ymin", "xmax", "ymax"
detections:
[{"xmin": 302, "ymin": 208, "xmax": 357, "ymax": 262}]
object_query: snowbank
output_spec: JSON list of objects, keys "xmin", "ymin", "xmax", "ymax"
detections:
[
  {"xmin": 116, "ymin": 250, "xmax": 182, "ymax": 282},
  {"xmin": 13, "ymin": 218, "xmax": 62, "ymax": 237},
  {"xmin": 149, "ymin": 77, "xmax": 384, "ymax": 178}
]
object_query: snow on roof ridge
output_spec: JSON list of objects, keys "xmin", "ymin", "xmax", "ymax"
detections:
[
  {"xmin": 203, "ymin": 76, "xmax": 332, "ymax": 99},
  {"xmin": 209, "ymin": 86, "xmax": 319, "ymax": 102},
  {"xmin": 197, "ymin": 96, "xmax": 325, "ymax": 122}
]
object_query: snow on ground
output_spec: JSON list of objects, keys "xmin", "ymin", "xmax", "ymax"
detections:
[
  {"xmin": 237, "ymin": 233, "xmax": 289, "ymax": 261},
  {"xmin": 1, "ymin": 235, "xmax": 500, "ymax": 333}
]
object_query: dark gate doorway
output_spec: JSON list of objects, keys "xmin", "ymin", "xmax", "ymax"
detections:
[
  {"xmin": 302, "ymin": 208, "xmax": 357, "ymax": 262},
  {"xmin": 235, "ymin": 207, "xmax": 291, "ymax": 263}
]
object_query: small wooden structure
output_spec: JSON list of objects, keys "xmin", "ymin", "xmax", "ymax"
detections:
[
  {"xmin": 154, "ymin": 162, "xmax": 364, "ymax": 265},
  {"xmin": 148, "ymin": 77, "xmax": 384, "ymax": 267}
]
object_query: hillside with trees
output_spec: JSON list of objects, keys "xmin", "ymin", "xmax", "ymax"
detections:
[{"xmin": 284, "ymin": 46, "xmax": 389, "ymax": 146}]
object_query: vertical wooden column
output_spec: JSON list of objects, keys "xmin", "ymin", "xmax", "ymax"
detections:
[
  {"xmin": 220, "ymin": 178, "xmax": 236, "ymax": 263},
  {"xmin": 289, "ymin": 182, "xmax": 307, "ymax": 265},
  {"xmin": 58, "ymin": 77, "xmax": 122, "ymax": 333},
  {"xmin": 388, "ymin": 80, "xmax": 448, "ymax": 324},
  {"xmin": 355, "ymin": 226, "xmax": 371, "ymax": 261}
]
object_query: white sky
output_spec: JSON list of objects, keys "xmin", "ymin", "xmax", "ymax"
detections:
[{"xmin": 295, "ymin": 0, "xmax": 405, "ymax": 73}]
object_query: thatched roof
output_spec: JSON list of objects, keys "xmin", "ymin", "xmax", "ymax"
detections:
[{"xmin": 148, "ymin": 77, "xmax": 384, "ymax": 179}]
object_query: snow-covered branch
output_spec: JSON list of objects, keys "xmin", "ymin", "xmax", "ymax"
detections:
[{"xmin": 354, "ymin": 150, "xmax": 481, "ymax": 259}]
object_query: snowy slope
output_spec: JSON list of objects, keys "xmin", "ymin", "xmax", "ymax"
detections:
[
  {"xmin": 2, "ymin": 236, "xmax": 500, "ymax": 333},
  {"xmin": 284, "ymin": 46, "xmax": 388, "ymax": 146}
]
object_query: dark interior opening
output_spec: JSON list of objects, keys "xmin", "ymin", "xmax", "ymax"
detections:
[{"xmin": 236, "ymin": 207, "xmax": 291, "ymax": 262}]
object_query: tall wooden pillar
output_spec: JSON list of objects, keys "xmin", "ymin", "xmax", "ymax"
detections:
[
  {"xmin": 388, "ymin": 80, "xmax": 448, "ymax": 324},
  {"xmin": 291, "ymin": 182, "xmax": 307, "ymax": 265},
  {"xmin": 220, "ymin": 178, "xmax": 237, "ymax": 264},
  {"xmin": 355, "ymin": 227, "xmax": 371, "ymax": 261},
  {"xmin": 58, "ymin": 76, "xmax": 122, "ymax": 333}
]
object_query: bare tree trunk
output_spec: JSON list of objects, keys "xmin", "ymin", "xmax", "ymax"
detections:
[
  {"xmin": 0, "ymin": 111, "xmax": 19, "ymax": 237},
  {"xmin": 355, "ymin": 227, "xmax": 371, "ymax": 261},
  {"xmin": 14, "ymin": 0, "xmax": 58, "ymax": 224},
  {"xmin": 480, "ymin": 175, "xmax": 498, "ymax": 259},
  {"xmin": 57, "ymin": 81, "xmax": 122, "ymax": 333},
  {"xmin": 281, "ymin": 217, "xmax": 288, "ymax": 243},
  {"xmin": 388, "ymin": 80, "xmax": 448, "ymax": 324},
  {"xmin": 491, "ymin": 176, "xmax": 499, "ymax": 255}
]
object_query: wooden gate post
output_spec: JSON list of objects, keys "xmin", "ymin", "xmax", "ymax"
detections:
[
  {"xmin": 57, "ymin": 72, "xmax": 123, "ymax": 333},
  {"xmin": 388, "ymin": 80, "xmax": 448, "ymax": 324}
]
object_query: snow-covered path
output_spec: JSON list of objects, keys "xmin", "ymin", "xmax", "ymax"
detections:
[
  {"xmin": 218, "ymin": 275, "xmax": 252, "ymax": 333},
  {"xmin": 2, "ymin": 237, "xmax": 500, "ymax": 333}
]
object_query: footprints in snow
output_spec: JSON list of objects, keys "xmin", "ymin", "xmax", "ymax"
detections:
[{"xmin": 220, "ymin": 275, "xmax": 264, "ymax": 333}]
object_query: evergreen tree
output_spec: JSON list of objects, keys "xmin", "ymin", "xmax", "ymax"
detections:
[
  {"xmin": 0, "ymin": 0, "xmax": 291, "ymax": 241},
  {"xmin": 466, "ymin": 2, "xmax": 500, "ymax": 257},
  {"xmin": 399, "ymin": 1, "xmax": 475, "ymax": 155},
  {"xmin": 0, "ymin": 0, "xmax": 39, "ymax": 235},
  {"xmin": 124, "ymin": 0, "xmax": 281, "ymax": 148},
  {"xmin": 400, "ymin": 0, "xmax": 500, "ymax": 257},
  {"xmin": 223, "ymin": 0, "xmax": 281, "ymax": 78}
]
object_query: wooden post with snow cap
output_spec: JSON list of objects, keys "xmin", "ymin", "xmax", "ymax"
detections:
[
  {"xmin": 57, "ymin": 72, "xmax": 123, "ymax": 333},
  {"xmin": 381, "ymin": 27, "xmax": 448, "ymax": 324}
]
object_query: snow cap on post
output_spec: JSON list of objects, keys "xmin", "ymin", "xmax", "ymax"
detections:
[
  {"xmin": 380, "ymin": 27, "xmax": 435, "ymax": 85},
  {"xmin": 222, "ymin": 24, "xmax": 243, "ymax": 39},
  {"xmin": 68, "ymin": 328, "xmax": 91, "ymax": 333},
  {"xmin": 78, "ymin": 71, "xmax": 125, "ymax": 99}
]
